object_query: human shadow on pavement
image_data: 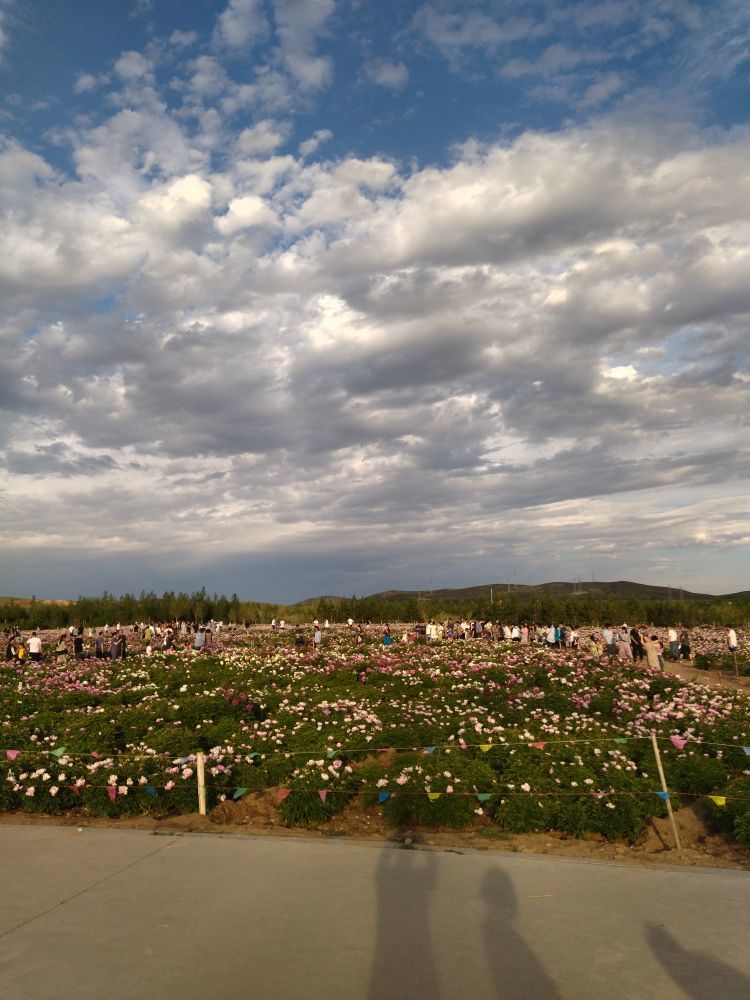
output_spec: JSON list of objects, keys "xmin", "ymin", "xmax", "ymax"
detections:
[
  {"xmin": 482, "ymin": 868, "xmax": 561, "ymax": 1000},
  {"xmin": 367, "ymin": 847, "xmax": 439, "ymax": 1000},
  {"xmin": 646, "ymin": 923, "xmax": 750, "ymax": 1000}
]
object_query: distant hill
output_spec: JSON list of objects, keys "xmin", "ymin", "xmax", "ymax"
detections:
[{"xmin": 295, "ymin": 580, "xmax": 743, "ymax": 605}]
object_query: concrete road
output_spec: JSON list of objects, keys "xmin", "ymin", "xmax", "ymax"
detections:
[{"xmin": 1, "ymin": 826, "xmax": 748, "ymax": 1000}]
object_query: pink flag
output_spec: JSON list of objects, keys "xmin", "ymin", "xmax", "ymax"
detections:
[
  {"xmin": 318, "ymin": 790, "xmax": 328, "ymax": 802},
  {"xmin": 459, "ymin": 739, "xmax": 468, "ymax": 750},
  {"xmin": 670, "ymin": 736, "xmax": 688, "ymax": 750},
  {"xmin": 68, "ymin": 785, "xmax": 80, "ymax": 796},
  {"xmin": 90, "ymin": 752, "xmax": 103, "ymax": 759},
  {"xmin": 277, "ymin": 788, "xmax": 291, "ymax": 803},
  {"xmin": 532, "ymin": 742, "xmax": 546, "ymax": 750},
  {"xmin": 106, "ymin": 787, "xmax": 117, "ymax": 801},
  {"xmin": 6, "ymin": 750, "xmax": 20, "ymax": 760}
]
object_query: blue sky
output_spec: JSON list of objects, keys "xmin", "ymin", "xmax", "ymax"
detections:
[{"xmin": 0, "ymin": 0, "xmax": 749, "ymax": 602}]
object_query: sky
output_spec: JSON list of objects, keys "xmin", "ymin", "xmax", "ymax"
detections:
[{"xmin": 0, "ymin": 0, "xmax": 749, "ymax": 603}]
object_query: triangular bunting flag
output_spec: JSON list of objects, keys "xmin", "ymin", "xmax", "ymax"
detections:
[
  {"xmin": 427, "ymin": 791, "xmax": 442, "ymax": 801},
  {"xmin": 50, "ymin": 747, "xmax": 66, "ymax": 757},
  {"xmin": 613, "ymin": 738, "xmax": 628, "ymax": 745},
  {"xmin": 532, "ymin": 742, "xmax": 546, "ymax": 750},
  {"xmin": 68, "ymin": 785, "xmax": 80, "ymax": 796},
  {"xmin": 424, "ymin": 746, "xmax": 437, "ymax": 755},
  {"xmin": 708, "ymin": 795, "xmax": 726, "ymax": 807},
  {"xmin": 378, "ymin": 791, "xmax": 391, "ymax": 803},
  {"xmin": 479, "ymin": 744, "xmax": 493, "ymax": 753},
  {"xmin": 6, "ymin": 750, "xmax": 19, "ymax": 760},
  {"xmin": 654, "ymin": 790, "xmax": 670, "ymax": 800},
  {"xmin": 327, "ymin": 750, "xmax": 335, "ymax": 758},
  {"xmin": 459, "ymin": 739, "xmax": 468, "ymax": 750},
  {"xmin": 318, "ymin": 790, "xmax": 328, "ymax": 802},
  {"xmin": 670, "ymin": 736, "xmax": 688, "ymax": 750},
  {"xmin": 90, "ymin": 752, "xmax": 103, "ymax": 759},
  {"xmin": 106, "ymin": 786, "xmax": 117, "ymax": 801},
  {"xmin": 233, "ymin": 788, "xmax": 248, "ymax": 800},
  {"xmin": 145, "ymin": 785, "xmax": 158, "ymax": 797},
  {"xmin": 177, "ymin": 756, "xmax": 190, "ymax": 764},
  {"xmin": 743, "ymin": 747, "xmax": 750, "ymax": 757},
  {"xmin": 277, "ymin": 788, "xmax": 291, "ymax": 803},
  {"xmin": 476, "ymin": 793, "xmax": 492, "ymax": 803}
]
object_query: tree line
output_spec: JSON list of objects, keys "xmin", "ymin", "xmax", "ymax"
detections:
[{"xmin": 3, "ymin": 588, "xmax": 745, "ymax": 629}]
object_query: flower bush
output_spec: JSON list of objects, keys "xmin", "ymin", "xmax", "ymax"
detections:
[{"xmin": 2, "ymin": 627, "xmax": 749, "ymax": 847}]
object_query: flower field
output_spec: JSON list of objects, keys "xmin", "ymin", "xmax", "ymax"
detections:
[{"xmin": 3, "ymin": 630, "xmax": 750, "ymax": 848}]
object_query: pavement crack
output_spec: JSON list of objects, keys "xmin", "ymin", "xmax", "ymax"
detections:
[{"xmin": 0, "ymin": 837, "xmax": 180, "ymax": 941}]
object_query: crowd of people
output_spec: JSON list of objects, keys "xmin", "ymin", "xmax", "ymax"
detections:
[{"xmin": 2, "ymin": 619, "xmax": 741, "ymax": 671}]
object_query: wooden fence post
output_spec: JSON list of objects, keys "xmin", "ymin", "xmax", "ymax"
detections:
[
  {"xmin": 651, "ymin": 732, "xmax": 682, "ymax": 851},
  {"xmin": 196, "ymin": 751, "xmax": 207, "ymax": 816}
]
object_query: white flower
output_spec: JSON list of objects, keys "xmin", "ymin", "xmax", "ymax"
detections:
[
  {"xmin": 50, "ymin": 786, "xmax": 59, "ymax": 796},
  {"xmin": 520, "ymin": 782, "xmax": 531, "ymax": 792}
]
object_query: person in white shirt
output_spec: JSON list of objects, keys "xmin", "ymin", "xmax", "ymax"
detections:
[
  {"xmin": 667, "ymin": 628, "xmax": 679, "ymax": 661},
  {"xmin": 727, "ymin": 628, "xmax": 738, "ymax": 653},
  {"xmin": 27, "ymin": 632, "xmax": 43, "ymax": 662}
]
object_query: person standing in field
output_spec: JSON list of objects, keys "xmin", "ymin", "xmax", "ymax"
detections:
[
  {"xmin": 27, "ymin": 631, "xmax": 43, "ymax": 662},
  {"xmin": 643, "ymin": 635, "xmax": 664, "ymax": 673},
  {"xmin": 727, "ymin": 628, "xmax": 738, "ymax": 654},
  {"xmin": 679, "ymin": 628, "xmax": 691, "ymax": 661},
  {"xmin": 667, "ymin": 627, "xmax": 679, "ymax": 661}
]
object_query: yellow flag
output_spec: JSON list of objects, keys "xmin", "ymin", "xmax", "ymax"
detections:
[
  {"xmin": 479, "ymin": 744, "xmax": 493, "ymax": 752},
  {"xmin": 709, "ymin": 795, "xmax": 726, "ymax": 807},
  {"xmin": 427, "ymin": 792, "xmax": 441, "ymax": 801}
]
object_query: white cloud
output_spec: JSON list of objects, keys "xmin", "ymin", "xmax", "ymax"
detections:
[
  {"xmin": 364, "ymin": 59, "xmax": 409, "ymax": 90},
  {"xmin": 215, "ymin": 0, "xmax": 268, "ymax": 49},
  {"xmin": 273, "ymin": 0, "xmax": 334, "ymax": 90},
  {"xmin": 299, "ymin": 128, "xmax": 332, "ymax": 158},
  {"xmin": 215, "ymin": 194, "xmax": 279, "ymax": 235},
  {"xmin": 114, "ymin": 51, "xmax": 151, "ymax": 81},
  {"xmin": 236, "ymin": 119, "xmax": 289, "ymax": 156}
]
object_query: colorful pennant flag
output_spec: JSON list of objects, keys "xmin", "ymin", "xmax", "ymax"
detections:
[
  {"xmin": 613, "ymin": 738, "xmax": 628, "ymax": 745},
  {"xmin": 378, "ymin": 791, "xmax": 391, "ymax": 803},
  {"xmin": 90, "ymin": 752, "xmax": 104, "ymax": 759},
  {"xmin": 318, "ymin": 790, "xmax": 328, "ymax": 802},
  {"xmin": 479, "ymin": 744, "xmax": 493, "ymax": 753},
  {"xmin": 6, "ymin": 750, "xmax": 19, "ymax": 760},
  {"xmin": 326, "ymin": 750, "xmax": 335, "ymax": 758},
  {"xmin": 459, "ymin": 739, "xmax": 468, "ymax": 750},
  {"xmin": 654, "ymin": 790, "xmax": 670, "ymax": 801},
  {"xmin": 50, "ymin": 747, "xmax": 67, "ymax": 757},
  {"xmin": 68, "ymin": 785, "xmax": 80, "ymax": 796},
  {"xmin": 424, "ymin": 746, "xmax": 437, "ymax": 755},
  {"xmin": 145, "ymin": 785, "xmax": 158, "ymax": 797},
  {"xmin": 708, "ymin": 796, "xmax": 726, "ymax": 807},
  {"xmin": 743, "ymin": 747, "xmax": 750, "ymax": 757},
  {"xmin": 531, "ymin": 742, "xmax": 546, "ymax": 750},
  {"xmin": 476, "ymin": 793, "xmax": 492, "ymax": 803},
  {"xmin": 427, "ymin": 791, "xmax": 442, "ymax": 801},
  {"xmin": 670, "ymin": 736, "xmax": 688, "ymax": 750},
  {"xmin": 233, "ymin": 788, "xmax": 248, "ymax": 800},
  {"xmin": 106, "ymin": 787, "xmax": 117, "ymax": 801},
  {"xmin": 276, "ymin": 788, "xmax": 291, "ymax": 803},
  {"xmin": 177, "ymin": 756, "xmax": 190, "ymax": 764}
]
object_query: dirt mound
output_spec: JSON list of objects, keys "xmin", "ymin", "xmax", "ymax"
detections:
[{"xmin": 210, "ymin": 788, "xmax": 282, "ymax": 826}]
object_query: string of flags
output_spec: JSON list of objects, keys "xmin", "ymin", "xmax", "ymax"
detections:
[{"xmin": 5, "ymin": 738, "xmax": 750, "ymax": 763}]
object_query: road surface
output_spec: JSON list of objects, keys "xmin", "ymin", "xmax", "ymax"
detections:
[{"xmin": 1, "ymin": 826, "xmax": 748, "ymax": 999}]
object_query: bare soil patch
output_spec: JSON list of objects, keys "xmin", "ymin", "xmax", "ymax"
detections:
[{"xmin": 2, "ymin": 798, "xmax": 746, "ymax": 870}]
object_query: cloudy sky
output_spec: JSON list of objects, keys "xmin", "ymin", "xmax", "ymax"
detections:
[{"xmin": 0, "ymin": 0, "xmax": 749, "ymax": 602}]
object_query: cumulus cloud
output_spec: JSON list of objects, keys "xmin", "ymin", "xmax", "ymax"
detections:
[
  {"xmin": 364, "ymin": 59, "xmax": 409, "ymax": 90},
  {"xmin": 215, "ymin": 0, "xmax": 268, "ymax": 50},
  {"xmin": 1, "ymin": 6, "xmax": 749, "ymax": 598},
  {"xmin": 273, "ymin": 0, "xmax": 334, "ymax": 90}
]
